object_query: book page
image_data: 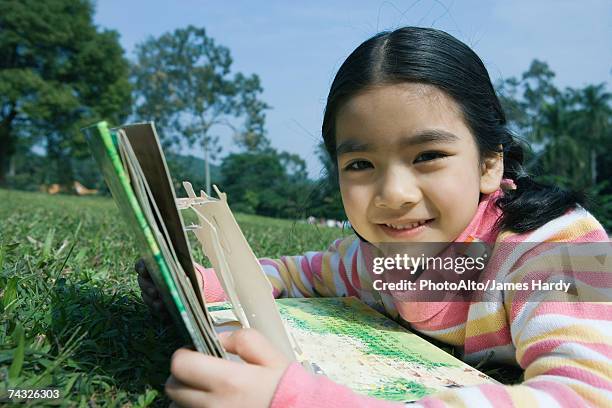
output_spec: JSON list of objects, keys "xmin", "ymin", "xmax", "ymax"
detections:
[{"xmin": 207, "ymin": 298, "xmax": 494, "ymax": 402}]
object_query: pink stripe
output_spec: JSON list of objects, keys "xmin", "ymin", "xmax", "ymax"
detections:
[
  {"xmin": 259, "ymin": 258, "xmax": 278, "ymax": 268},
  {"xmin": 337, "ymin": 257, "xmax": 359, "ymax": 297},
  {"xmin": 573, "ymin": 270, "xmax": 612, "ymax": 287},
  {"xmin": 520, "ymin": 339, "xmax": 612, "ymax": 367},
  {"xmin": 351, "ymin": 250, "xmax": 361, "ymax": 291},
  {"xmin": 414, "ymin": 396, "xmax": 447, "ymax": 408},
  {"xmin": 464, "ymin": 325, "xmax": 511, "ymax": 354},
  {"xmin": 532, "ymin": 302, "xmax": 612, "ymax": 320},
  {"xmin": 479, "ymin": 384, "xmax": 513, "ymax": 408},
  {"xmin": 545, "ymin": 366, "xmax": 612, "ymax": 391},
  {"xmin": 573, "ymin": 228, "xmax": 609, "ymax": 242},
  {"xmin": 409, "ymin": 303, "xmax": 469, "ymax": 331},
  {"xmin": 300, "ymin": 256, "xmax": 314, "ymax": 286},
  {"xmin": 527, "ymin": 380, "xmax": 590, "ymax": 407},
  {"xmin": 404, "ymin": 302, "xmax": 467, "ymax": 331}
]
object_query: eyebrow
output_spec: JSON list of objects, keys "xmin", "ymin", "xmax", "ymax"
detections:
[{"xmin": 335, "ymin": 129, "xmax": 460, "ymax": 156}]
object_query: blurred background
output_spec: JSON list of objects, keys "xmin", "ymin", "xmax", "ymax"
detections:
[{"xmin": 1, "ymin": 0, "xmax": 611, "ymax": 229}]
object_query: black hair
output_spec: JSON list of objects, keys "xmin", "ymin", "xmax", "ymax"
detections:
[{"xmin": 321, "ymin": 26, "xmax": 584, "ymax": 235}]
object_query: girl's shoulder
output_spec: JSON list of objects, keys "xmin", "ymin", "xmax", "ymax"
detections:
[
  {"xmin": 328, "ymin": 234, "xmax": 361, "ymax": 253},
  {"xmin": 497, "ymin": 205, "xmax": 609, "ymax": 244}
]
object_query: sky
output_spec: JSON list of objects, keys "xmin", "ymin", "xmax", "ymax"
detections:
[{"xmin": 94, "ymin": 0, "xmax": 612, "ymax": 179}]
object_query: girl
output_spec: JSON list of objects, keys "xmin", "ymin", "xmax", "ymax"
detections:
[{"xmin": 145, "ymin": 27, "xmax": 611, "ymax": 407}]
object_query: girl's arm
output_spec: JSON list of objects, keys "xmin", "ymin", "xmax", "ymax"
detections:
[{"xmin": 196, "ymin": 234, "xmax": 372, "ymax": 303}]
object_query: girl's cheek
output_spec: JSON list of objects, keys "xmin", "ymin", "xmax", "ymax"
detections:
[
  {"xmin": 340, "ymin": 185, "xmax": 369, "ymax": 223},
  {"xmin": 435, "ymin": 176, "xmax": 480, "ymax": 225}
]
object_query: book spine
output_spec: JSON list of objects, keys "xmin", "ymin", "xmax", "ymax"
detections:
[{"xmin": 95, "ymin": 122, "xmax": 188, "ymax": 317}]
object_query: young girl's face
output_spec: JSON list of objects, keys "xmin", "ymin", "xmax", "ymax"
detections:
[{"xmin": 335, "ymin": 83, "xmax": 502, "ymax": 243}]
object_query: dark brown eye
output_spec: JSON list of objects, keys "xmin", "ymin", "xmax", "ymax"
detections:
[
  {"xmin": 414, "ymin": 152, "xmax": 447, "ymax": 163},
  {"xmin": 344, "ymin": 160, "xmax": 373, "ymax": 171}
]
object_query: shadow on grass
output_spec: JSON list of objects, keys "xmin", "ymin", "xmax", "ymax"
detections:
[{"xmin": 49, "ymin": 279, "xmax": 185, "ymax": 404}]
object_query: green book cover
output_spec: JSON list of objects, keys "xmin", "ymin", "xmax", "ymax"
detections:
[{"xmin": 82, "ymin": 121, "xmax": 200, "ymax": 347}]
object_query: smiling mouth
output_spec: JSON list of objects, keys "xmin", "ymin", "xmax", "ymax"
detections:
[{"xmin": 381, "ymin": 219, "xmax": 434, "ymax": 230}]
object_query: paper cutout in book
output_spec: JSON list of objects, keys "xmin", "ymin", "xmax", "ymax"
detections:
[{"xmin": 177, "ymin": 182, "xmax": 299, "ymax": 362}]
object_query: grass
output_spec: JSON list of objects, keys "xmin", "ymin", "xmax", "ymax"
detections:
[
  {"xmin": 0, "ymin": 189, "xmax": 349, "ymax": 406},
  {"xmin": 0, "ymin": 189, "xmax": 521, "ymax": 406}
]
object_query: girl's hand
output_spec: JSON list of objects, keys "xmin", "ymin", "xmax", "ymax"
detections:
[
  {"xmin": 165, "ymin": 328, "xmax": 290, "ymax": 408},
  {"xmin": 136, "ymin": 258, "xmax": 205, "ymax": 323},
  {"xmin": 135, "ymin": 258, "xmax": 171, "ymax": 322}
]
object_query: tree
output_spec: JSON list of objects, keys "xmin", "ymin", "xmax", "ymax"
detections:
[
  {"xmin": 0, "ymin": 0, "xmax": 131, "ymax": 186},
  {"xmin": 278, "ymin": 151, "xmax": 308, "ymax": 181},
  {"xmin": 495, "ymin": 76, "xmax": 529, "ymax": 135},
  {"xmin": 570, "ymin": 84, "xmax": 611, "ymax": 185},
  {"xmin": 494, "ymin": 60, "xmax": 612, "ymax": 230},
  {"xmin": 521, "ymin": 60, "xmax": 559, "ymax": 136},
  {"xmin": 131, "ymin": 26, "xmax": 270, "ymax": 195},
  {"xmin": 497, "ymin": 60, "xmax": 592, "ymax": 186},
  {"xmin": 308, "ymin": 142, "xmax": 345, "ymax": 220},
  {"xmin": 218, "ymin": 150, "xmax": 314, "ymax": 219},
  {"xmin": 219, "ymin": 152, "xmax": 286, "ymax": 215}
]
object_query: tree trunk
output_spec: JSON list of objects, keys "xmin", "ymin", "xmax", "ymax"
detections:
[
  {"xmin": 204, "ymin": 140, "xmax": 211, "ymax": 196},
  {"xmin": 199, "ymin": 116, "xmax": 213, "ymax": 196},
  {"xmin": 591, "ymin": 149, "xmax": 597, "ymax": 185},
  {"xmin": 0, "ymin": 137, "xmax": 8, "ymax": 186},
  {"xmin": 8, "ymin": 155, "xmax": 15, "ymax": 177},
  {"xmin": 0, "ymin": 108, "xmax": 17, "ymax": 187}
]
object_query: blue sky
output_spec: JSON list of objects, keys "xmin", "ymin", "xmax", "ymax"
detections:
[{"xmin": 94, "ymin": 0, "xmax": 611, "ymax": 178}]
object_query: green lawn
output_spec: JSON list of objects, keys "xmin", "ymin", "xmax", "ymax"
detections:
[
  {"xmin": 0, "ymin": 189, "xmax": 348, "ymax": 406},
  {"xmin": 0, "ymin": 189, "xmax": 521, "ymax": 406}
]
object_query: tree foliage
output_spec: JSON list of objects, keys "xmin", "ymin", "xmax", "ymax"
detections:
[
  {"xmin": 217, "ymin": 142, "xmax": 347, "ymax": 221},
  {"xmin": 307, "ymin": 142, "xmax": 346, "ymax": 220},
  {"xmin": 219, "ymin": 150, "xmax": 313, "ymax": 219},
  {"xmin": 0, "ymin": 0, "xmax": 131, "ymax": 185},
  {"xmin": 131, "ymin": 26, "xmax": 270, "ymax": 194},
  {"xmin": 496, "ymin": 60, "xmax": 612, "ymax": 230}
]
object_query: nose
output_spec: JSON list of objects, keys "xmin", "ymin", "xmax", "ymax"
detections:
[{"xmin": 374, "ymin": 168, "xmax": 421, "ymax": 209}]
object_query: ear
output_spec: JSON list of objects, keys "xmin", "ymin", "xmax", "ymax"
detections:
[{"xmin": 480, "ymin": 149, "xmax": 504, "ymax": 194}]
